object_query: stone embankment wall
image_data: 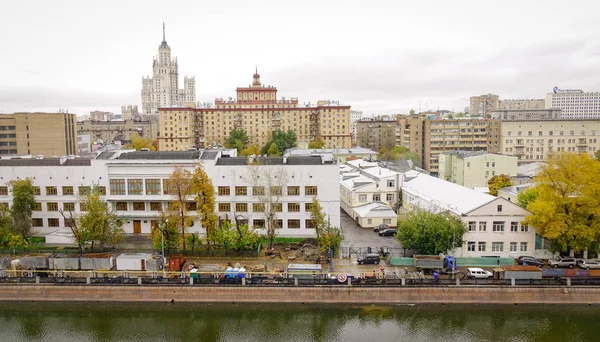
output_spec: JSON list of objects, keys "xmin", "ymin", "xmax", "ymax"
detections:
[{"xmin": 1, "ymin": 285, "xmax": 599, "ymax": 304}]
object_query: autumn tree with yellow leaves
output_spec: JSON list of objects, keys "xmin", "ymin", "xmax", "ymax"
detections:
[{"xmin": 523, "ymin": 153, "xmax": 600, "ymax": 253}]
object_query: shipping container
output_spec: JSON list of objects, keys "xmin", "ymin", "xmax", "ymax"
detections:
[
  {"xmin": 19, "ymin": 254, "xmax": 50, "ymax": 269},
  {"xmin": 49, "ymin": 254, "xmax": 80, "ymax": 270},
  {"xmin": 590, "ymin": 269, "xmax": 600, "ymax": 277},
  {"xmin": 80, "ymin": 253, "xmax": 115, "ymax": 270},
  {"xmin": 116, "ymin": 253, "xmax": 153, "ymax": 271},
  {"xmin": 494, "ymin": 266, "xmax": 542, "ymax": 280},
  {"xmin": 542, "ymin": 268, "xmax": 566, "ymax": 278},
  {"xmin": 168, "ymin": 255, "xmax": 186, "ymax": 271},
  {"xmin": 565, "ymin": 269, "xmax": 589, "ymax": 277}
]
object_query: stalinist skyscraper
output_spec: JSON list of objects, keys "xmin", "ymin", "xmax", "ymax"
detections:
[{"xmin": 141, "ymin": 23, "xmax": 196, "ymax": 115}]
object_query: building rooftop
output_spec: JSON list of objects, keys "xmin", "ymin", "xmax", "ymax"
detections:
[
  {"xmin": 443, "ymin": 150, "xmax": 488, "ymax": 159},
  {"xmin": 346, "ymin": 158, "xmax": 378, "ymax": 170},
  {"xmin": 498, "ymin": 183, "xmax": 533, "ymax": 197},
  {"xmin": 352, "ymin": 202, "xmax": 397, "ymax": 218},
  {"xmin": 284, "ymin": 147, "xmax": 377, "ymax": 156},
  {"xmin": 340, "ymin": 175, "xmax": 375, "ymax": 191},
  {"xmin": 402, "ymin": 170, "xmax": 497, "ymax": 215},
  {"xmin": 361, "ymin": 166, "xmax": 400, "ymax": 180},
  {"xmin": 0, "ymin": 158, "xmax": 91, "ymax": 167},
  {"xmin": 215, "ymin": 156, "xmax": 332, "ymax": 166},
  {"xmin": 116, "ymin": 151, "xmax": 201, "ymax": 160},
  {"xmin": 517, "ymin": 162, "xmax": 546, "ymax": 177}
]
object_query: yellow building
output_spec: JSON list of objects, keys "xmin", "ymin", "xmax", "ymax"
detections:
[
  {"xmin": 158, "ymin": 71, "xmax": 351, "ymax": 151},
  {"xmin": 0, "ymin": 112, "xmax": 77, "ymax": 157},
  {"xmin": 438, "ymin": 151, "xmax": 518, "ymax": 188},
  {"xmin": 77, "ymin": 119, "xmax": 157, "ymax": 145},
  {"xmin": 500, "ymin": 119, "xmax": 600, "ymax": 163},
  {"xmin": 470, "ymin": 94, "xmax": 500, "ymax": 117}
]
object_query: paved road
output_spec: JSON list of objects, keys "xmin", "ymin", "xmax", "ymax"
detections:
[{"xmin": 339, "ymin": 209, "xmax": 401, "ymax": 250}]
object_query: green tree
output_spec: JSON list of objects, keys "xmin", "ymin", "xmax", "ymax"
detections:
[
  {"xmin": 164, "ymin": 166, "xmax": 194, "ymax": 251},
  {"xmin": 190, "ymin": 165, "xmax": 217, "ymax": 249},
  {"xmin": 397, "ymin": 210, "xmax": 467, "ymax": 255},
  {"xmin": 151, "ymin": 211, "xmax": 179, "ymax": 252},
  {"xmin": 517, "ymin": 187, "xmax": 538, "ymax": 209},
  {"xmin": 309, "ymin": 197, "xmax": 342, "ymax": 255},
  {"xmin": 409, "ymin": 109, "xmax": 416, "ymax": 115},
  {"xmin": 267, "ymin": 142, "xmax": 280, "ymax": 156},
  {"xmin": 523, "ymin": 152, "xmax": 600, "ymax": 253},
  {"xmin": 378, "ymin": 145, "xmax": 420, "ymax": 164},
  {"xmin": 214, "ymin": 219, "xmax": 236, "ymax": 250},
  {"xmin": 595, "ymin": 149, "xmax": 600, "ymax": 162},
  {"xmin": 125, "ymin": 132, "xmax": 156, "ymax": 151},
  {"xmin": 308, "ymin": 137, "xmax": 325, "ymax": 149},
  {"xmin": 8, "ymin": 178, "xmax": 36, "ymax": 239},
  {"xmin": 240, "ymin": 145, "xmax": 261, "ymax": 157},
  {"xmin": 0, "ymin": 205, "xmax": 14, "ymax": 247},
  {"xmin": 487, "ymin": 174, "xmax": 513, "ymax": 196},
  {"xmin": 78, "ymin": 186, "xmax": 124, "ymax": 250},
  {"xmin": 224, "ymin": 129, "xmax": 249, "ymax": 153},
  {"xmin": 262, "ymin": 129, "xmax": 297, "ymax": 155}
]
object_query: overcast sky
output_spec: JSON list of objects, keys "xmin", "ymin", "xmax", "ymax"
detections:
[{"xmin": 1, "ymin": 0, "xmax": 599, "ymax": 117}]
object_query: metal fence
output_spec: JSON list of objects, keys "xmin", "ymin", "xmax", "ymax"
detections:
[{"xmin": 0, "ymin": 248, "xmax": 259, "ymax": 258}]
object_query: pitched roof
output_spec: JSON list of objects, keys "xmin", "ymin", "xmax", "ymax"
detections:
[
  {"xmin": 361, "ymin": 166, "xmax": 400, "ymax": 179},
  {"xmin": 352, "ymin": 202, "xmax": 397, "ymax": 218},
  {"xmin": 340, "ymin": 175, "xmax": 375, "ymax": 190}
]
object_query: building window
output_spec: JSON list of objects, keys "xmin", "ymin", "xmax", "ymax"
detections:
[
  {"xmin": 288, "ymin": 219, "xmax": 300, "ymax": 229},
  {"xmin": 110, "ymin": 179, "xmax": 126, "ymax": 195},
  {"xmin": 128, "ymin": 179, "xmax": 143, "ymax": 195},
  {"xmin": 46, "ymin": 186, "xmax": 57, "ymax": 195},
  {"xmin": 305, "ymin": 219, "xmax": 315, "ymax": 229},
  {"xmin": 510, "ymin": 242, "xmax": 518, "ymax": 252},
  {"xmin": 234, "ymin": 186, "xmax": 247, "ymax": 196},
  {"xmin": 145, "ymin": 179, "xmax": 161, "ymax": 195},
  {"xmin": 493, "ymin": 221, "xmax": 504, "ymax": 232},
  {"xmin": 48, "ymin": 218, "xmax": 60, "ymax": 227},
  {"xmin": 218, "ymin": 203, "xmax": 230, "ymax": 212},
  {"xmin": 520, "ymin": 242, "xmax": 528, "ymax": 252},
  {"xmin": 252, "ymin": 203, "xmax": 265, "ymax": 212},
  {"xmin": 386, "ymin": 194, "xmax": 394, "ymax": 202},
  {"xmin": 467, "ymin": 241, "xmax": 476, "ymax": 252},
  {"xmin": 387, "ymin": 180, "xmax": 395, "ymax": 187},
  {"xmin": 288, "ymin": 203, "xmax": 300, "ymax": 212},
  {"xmin": 510, "ymin": 222, "xmax": 519, "ymax": 232},
  {"xmin": 383, "ymin": 218, "xmax": 392, "ymax": 225},
  {"xmin": 252, "ymin": 186, "xmax": 265, "ymax": 196},
  {"xmin": 497, "ymin": 205, "xmax": 503, "ymax": 212},
  {"xmin": 132, "ymin": 202, "xmax": 145, "ymax": 211},
  {"xmin": 33, "ymin": 186, "xmax": 40, "ymax": 195},
  {"xmin": 186, "ymin": 202, "xmax": 197, "ymax": 211},
  {"xmin": 287, "ymin": 186, "xmax": 300, "ymax": 196},
  {"xmin": 150, "ymin": 202, "xmax": 162, "ymax": 211},
  {"xmin": 235, "ymin": 203, "xmax": 248, "ymax": 212},
  {"xmin": 273, "ymin": 219, "xmax": 283, "ymax": 229},
  {"xmin": 478, "ymin": 242, "xmax": 486, "ymax": 252},
  {"xmin": 367, "ymin": 219, "xmax": 372, "ymax": 225},
  {"xmin": 269, "ymin": 186, "xmax": 282, "ymax": 196},
  {"xmin": 0, "ymin": 186, "xmax": 8, "ymax": 196},
  {"xmin": 359, "ymin": 194, "xmax": 367, "ymax": 202},
  {"xmin": 479, "ymin": 222, "xmax": 487, "ymax": 232},
  {"xmin": 253, "ymin": 219, "xmax": 265, "ymax": 229},
  {"xmin": 115, "ymin": 202, "xmax": 128, "ymax": 211},
  {"xmin": 521, "ymin": 225, "xmax": 529, "ymax": 232},
  {"xmin": 305, "ymin": 202, "xmax": 313, "ymax": 212},
  {"xmin": 305, "ymin": 186, "xmax": 317, "ymax": 196},
  {"xmin": 32, "ymin": 202, "xmax": 42, "ymax": 211},
  {"xmin": 492, "ymin": 242, "xmax": 504, "ymax": 252},
  {"xmin": 79, "ymin": 186, "xmax": 91, "ymax": 195},
  {"xmin": 163, "ymin": 180, "xmax": 176, "ymax": 195},
  {"xmin": 63, "ymin": 202, "xmax": 75, "ymax": 211},
  {"xmin": 218, "ymin": 186, "xmax": 230, "ymax": 196},
  {"xmin": 272, "ymin": 203, "xmax": 283, "ymax": 212},
  {"xmin": 468, "ymin": 221, "xmax": 476, "ymax": 232},
  {"xmin": 62, "ymin": 186, "xmax": 74, "ymax": 196},
  {"xmin": 47, "ymin": 202, "xmax": 58, "ymax": 211},
  {"xmin": 32, "ymin": 218, "xmax": 43, "ymax": 227}
]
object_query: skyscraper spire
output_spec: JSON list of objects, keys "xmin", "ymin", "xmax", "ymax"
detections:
[{"xmin": 163, "ymin": 22, "xmax": 166, "ymax": 42}]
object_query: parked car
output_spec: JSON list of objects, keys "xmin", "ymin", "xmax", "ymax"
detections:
[
  {"xmin": 517, "ymin": 256, "xmax": 544, "ymax": 267},
  {"xmin": 357, "ymin": 254, "xmax": 381, "ymax": 265},
  {"xmin": 577, "ymin": 259, "xmax": 600, "ymax": 270},
  {"xmin": 466, "ymin": 268, "xmax": 493, "ymax": 279},
  {"xmin": 378, "ymin": 228, "xmax": 397, "ymax": 237},
  {"xmin": 548, "ymin": 257, "xmax": 577, "ymax": 268},
  {"xmin": 373, "ymin": 224, "xmax": 390, "ymax": 233}
]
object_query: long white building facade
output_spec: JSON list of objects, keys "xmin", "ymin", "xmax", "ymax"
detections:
[
  {"xmin": 141, "ymin": 23, "xmax": 196, "ymax": 115},
  {"xmin": 0, "ymin": 151, "xmax": 340, "ymax": 238},
  {"xmin": 545, "ymin": 87, "xmax": 600, "ymax": 119}
]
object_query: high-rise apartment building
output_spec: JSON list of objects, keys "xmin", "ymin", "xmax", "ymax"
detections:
[
  {"xmin": 499, "ymin": 99, "xmax": 545, "ymax": 110},
  {"xmin": 158, "ymin": 71, "xmax": 351, "ymax": 151},
  {"xmin": 396, "ymin": 116, "xmax": 501, "ymax": 176},
  {"xmin": 470, "ymin": 94, "xmax": 500, "ymax": 117},
  {"xmin": 121, "ymin": 105, "xmax": 140, "ymax": 121},
  {"xmin": 0, "ymin": 112, "xmax": 77, "ymax": 157},
  {"xmin": 499, "ymin": 119, "xmax": 600, "ymax": 164},
  {"xmin": 545, "ymin": 87, "xmax": 600, "ymax": 119},
  {"xmin": 355, "ymin": 117, "xmax": 396, "ymax": 151},
  {"xmin": 349, "ymin": 110, "xmax": 363, "ymax": 142},
  {"xmin": 141, "ymin": 24, "xmax": 195, "ymax": 115},
  {"xmin": 77, "ymin": 119, "xmax": 157, "ymax": 145}
]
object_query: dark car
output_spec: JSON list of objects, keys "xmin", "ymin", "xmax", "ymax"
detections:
[
  {"xmin": 378, "ymin": 228, "xmax": 397, "ymax": 237},
  {"xmin": 517, "ymin": 256, "xmax": 544, "ymax": 267},
  {"xmin": 373, "ymin": 224, "xmax": 390, "ymax": 233},
  {"xmin": 357, "ymin": 253, "xmax": 381, "ymax": 265}
]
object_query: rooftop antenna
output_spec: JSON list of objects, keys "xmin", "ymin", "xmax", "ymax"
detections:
[{"xmin": 162, "ymin": 22, "xmax": 166, "ymax": 42}]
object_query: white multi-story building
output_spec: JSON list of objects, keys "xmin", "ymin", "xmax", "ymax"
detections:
[
  {"xmin": 121, "ymin": 105, "xmax": 139, "ymax": 121},
  {"xmin": 545, "ymin": 87, "xmax": 600, "ymax": 119},
  {"xmin": 141, "ymin": 24, "xmax": 196, "ymax": 115},
  {"xmin": 77, "ymin": 135, "xmax": 91, "ymax": 155},
  {"xmin": 0, "ymin": 151, "xmax": 339, "ymax": 238},
  {"xmin": 401, "ymin": 170, "xmax": 536, "ymax": 258},
  {"xmin": 499, "ymin": 99, "xmax": 545, "ymax": 110},
  {"xmin": 350, "ymin": 110, "xmax": 363, "ymax": 141}
]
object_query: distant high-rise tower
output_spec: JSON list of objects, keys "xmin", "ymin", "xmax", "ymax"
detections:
[{"xmin": 141, "ymin": 23, "xmax": 196, "ymax": 114}]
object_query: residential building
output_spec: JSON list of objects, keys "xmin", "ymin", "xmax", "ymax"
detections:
[
  {"xmin": 470, "ymin": 94, "xmax": 500, "ymax": 117},
  {"xmin": 0, "ymin": 112, "xmax": 77, "ymax": 157},
  {"xmin": 545, "ymin": 87, "xmax": 600, "ymax": 119},
  {"xmin": 499, "ymin": 119, "xmax": 600, "ymax": 164},
  {"xmin": 355, "ymin": 117, "xmax": 396, "ymax": 151},
  {"xmin": 141, "ymin": 23, "xmax": 196, "ymax": 115},
  {"xmin": 340, "ymin": 159, "xmax": 402, "ymax": 228},
  {"xmin": 499, "ymin": 99, "xmax": 545, "ymax": 110},
  {"xmin": 158, "ymin": 71, "xmax": 351, "ymax": 151},
  {"xmin": 0, "ymin": 151, "xmax": 339, "ymax": 237},
  {"xmin": 349, "ymin": 110, "xmax": 363, "ymax": 143},
  {"xmin": 77, "ymin": 119, "xmax": 157, "ymax": 145},
  {"xmin": 401, "ymin": 170, "xmax": 535, "ymax": 258},
  {"xmin": 396, "ymin": 117, "xmax": 501, "ymax": 176},
  {"xmin": 497, "ymin": 183, "xmax": 533, "ymax": 204},
  {"xmin": 490, "ymin": 108, "xmax": 561, "ymax": 121},
  {"xmin": 438, "ymin": 151, "xmax": 518, "ymax": 188},
  {"xmin": 90, "ymin": 111, "xmax": 114, "ymax": 121},
  {"xmin": 77, "ymin": 135, "xmax": 91, "ymax": 155},
  {"xmin": 121, "ymin": 105, "xmax": 140, "ymax": 121},
  {"xmin": 284, "ymin": 147, "xmax": 377, "ymax": 162}
]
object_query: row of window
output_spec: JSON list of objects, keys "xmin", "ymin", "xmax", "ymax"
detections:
[
  {"xmin": 358, "ymin": 193, "xmax": 395, "ymax": 203},
  {"xmin": 466, "ymin": 241, "xmax": 528, "ymax": 253},
  {"xmin": 0, "ymin": 186, "xmax": 100, "ymax": 197},
  {"xmin": 217, "ymin": 186, "xmax": 317, "ymax": 196},
  {"xmin": 507, "ymin": 130, "xmax": 596, "ymax": 136},
  {"xmin": 217, "ymin": 202, "xmax": 314, "ymax": 213},
  {"xmin": 467, "ymin": 221, "xmax": 529, "ymax": 232}
]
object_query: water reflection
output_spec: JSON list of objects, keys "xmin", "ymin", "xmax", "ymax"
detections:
[{"xmin": 0, "ymin": 303, "xmax": 597, "ymax": 342}]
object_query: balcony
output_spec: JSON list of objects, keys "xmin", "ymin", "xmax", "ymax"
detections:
[
  {"xmin": 514, "ymin": 141, "xmax": 525, "ymax": 147},
  {"xmin": 576, "ymin": 139, "xmax": 588, "ymax": 146}
]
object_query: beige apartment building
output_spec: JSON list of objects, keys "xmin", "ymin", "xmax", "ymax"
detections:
[
  {"xmin": 490, "ymin": 109, "xmax": 561, "ymax": 121},
  {"xmin": 355, "ymin": 117, "xmax": 396, "ymax": 151},
  {"xmin": 396, "ymin": 116, "xmax": 501, "ymax": 176},
  {"xmin": 77, "ymin": 119, "xmax": 157, "ymax": 145},
  {"xmin": 499, "ymin": 99, "xmax": 545, "ymax": 110},
  {"xmin": 470, "ymin": 94, "xmax": 500, "ymax": 117},
  {"xmin": 0, "ymin": 112, "xmax": 77, "ymax": 157},
  {"xmin": 158, "ymin": 71, "xmax": 351, "ymax": 151},
  {"xmin": 438, "ymin": 151, "xmax": 518, "ymax": 188},
  {"xmin": 500, "ymin": 119, "xmax": 600, "ymax": 164}
]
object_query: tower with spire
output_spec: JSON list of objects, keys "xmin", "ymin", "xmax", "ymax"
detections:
[{"xmin": 141, "ymin": 23, "xmax": 196, "ymax": 115}]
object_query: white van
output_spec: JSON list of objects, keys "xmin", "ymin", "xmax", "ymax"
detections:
[{"xmin": 467, "ymin": 268, "xmax": 492, "ymax": 279}]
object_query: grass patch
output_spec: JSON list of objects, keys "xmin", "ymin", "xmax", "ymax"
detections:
[
  {"xmin": 29, "ymin": 237, "xmax": 46, "ymax": 244},
  {"xmin": 259, "ymin": 237, "xmax": 306, "ymax": 245}
]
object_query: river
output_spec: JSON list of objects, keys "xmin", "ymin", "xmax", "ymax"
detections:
[{"xmin": 0, "ymin": 302, "xmax": 597, "ymax": 341}]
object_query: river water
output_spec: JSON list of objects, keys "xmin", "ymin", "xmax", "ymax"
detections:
[{"xmin": 0, "ymin": 302, "xmax": 597, "ymax": 341}]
